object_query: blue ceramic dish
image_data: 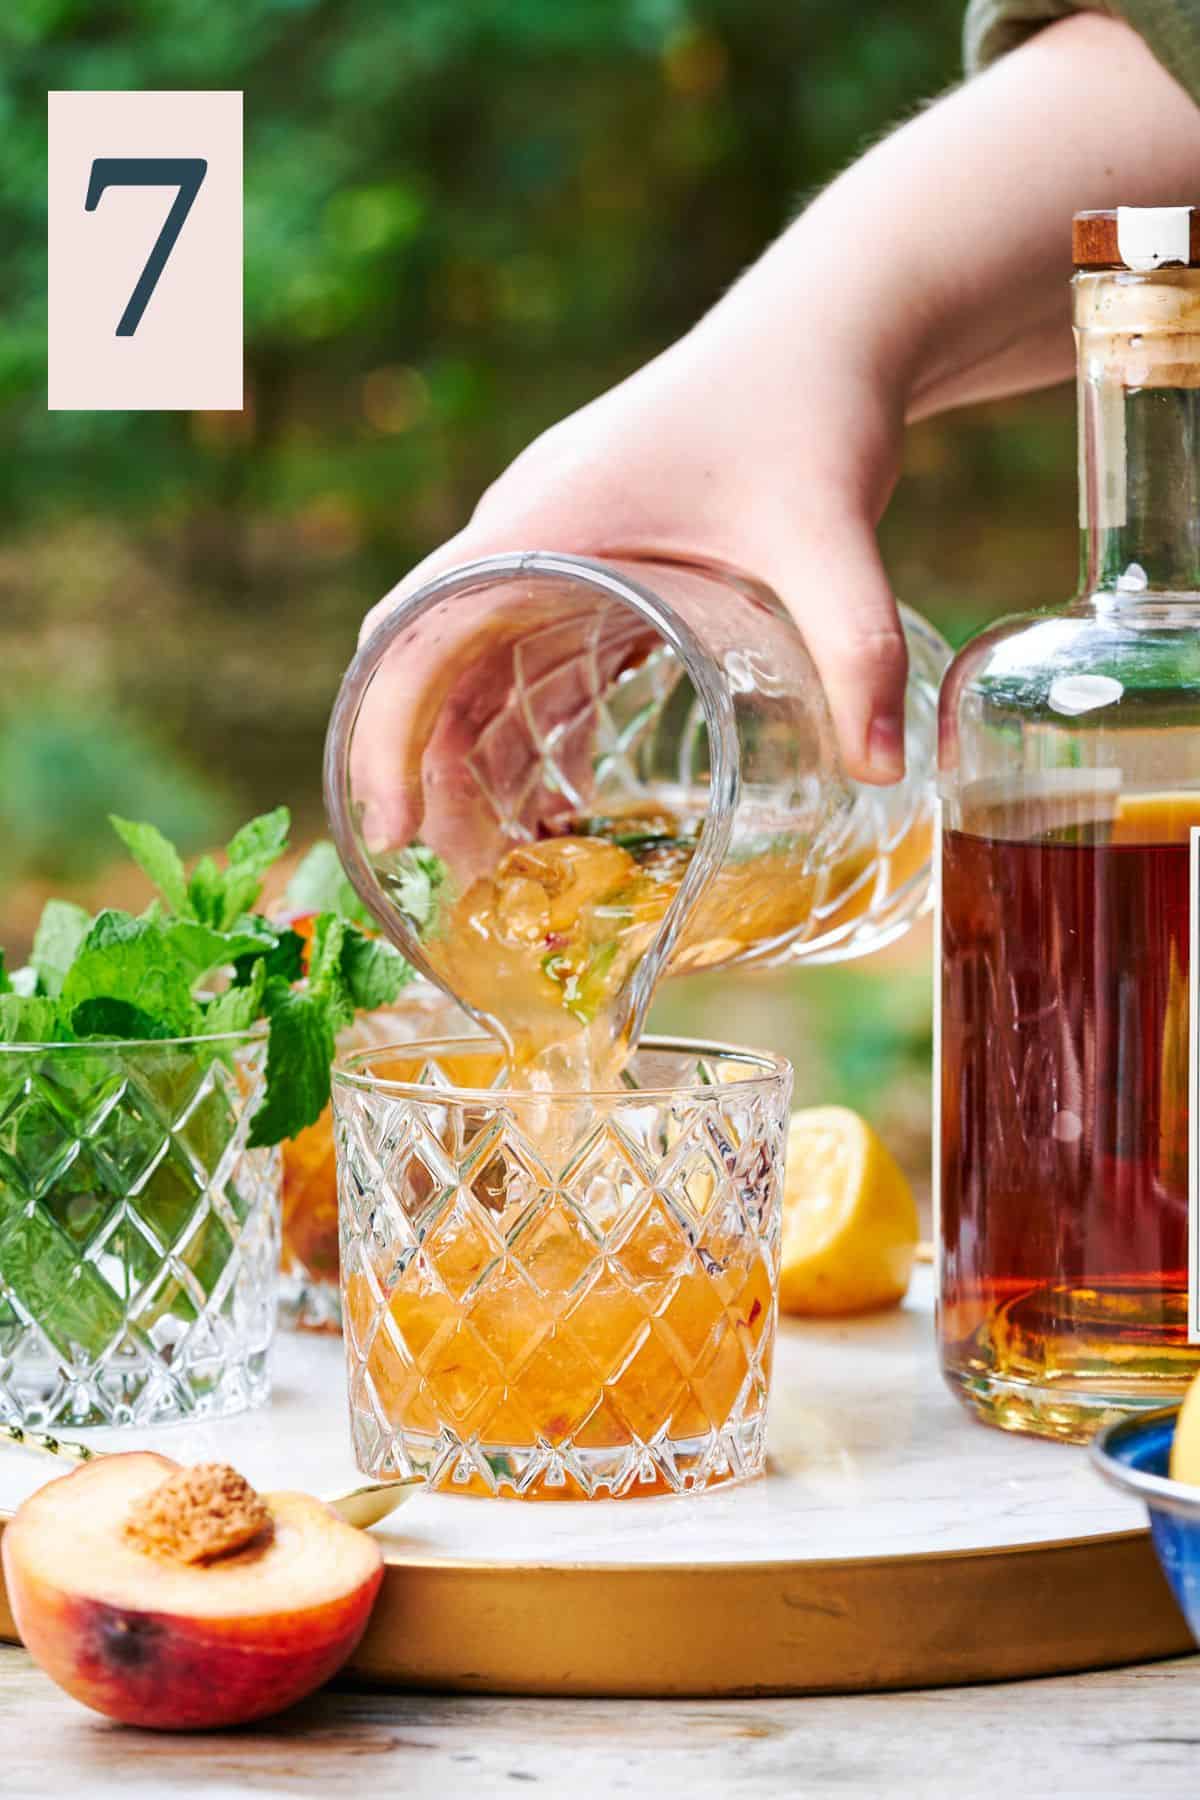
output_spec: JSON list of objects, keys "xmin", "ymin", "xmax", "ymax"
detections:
[{"xmin": 1093, "ymin": 1408, "xmax": 1200, "ymax": 1642}]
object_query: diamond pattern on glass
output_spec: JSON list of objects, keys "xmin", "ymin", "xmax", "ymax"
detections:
[
  {"xmin": 462, "ymin": 616, "xmax": 680, "ymax": 842},
  {"xmin": 0, "ymin": 1040, "xmax": 280, "ymax": 1429},
  {"xmin": 279, "ymin": 989, "xmax": 483, "ymax": 1334},
  {"xmin": 336, "ymin": 1044, "xmax": 789, "ymax": 1499}
]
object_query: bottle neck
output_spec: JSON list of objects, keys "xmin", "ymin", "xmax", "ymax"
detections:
[{"xmin": 1076, "ymin": 269, "xmax": 1200, "ymax": 598}]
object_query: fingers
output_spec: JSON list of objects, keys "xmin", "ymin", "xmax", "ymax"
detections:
[
  {"xmin": 761, "ymin": 510, "xmax": 908, "ymax": 786},
  {"xmin": 348, "ymin": 456, "xmax": 608, "ymax": 858}
]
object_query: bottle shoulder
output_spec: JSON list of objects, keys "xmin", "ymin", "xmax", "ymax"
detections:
[{"xmin": 941, "ymin": 596, "xmax": 1200, "ymax": 722}]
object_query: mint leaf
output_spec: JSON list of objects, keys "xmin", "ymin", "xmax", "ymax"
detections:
[
  {"xmin": 225, "ymin": 913, "xmax": 280, "ymax": 951},
  {"xmin": 307, "ymin": 913, "xmax": 353, "ymax": 1031},
  {"xmin": 232, "ymin": 922, "xmax": 302, "ymax": 989},
  {"xmin": 266, "ymin": 930, "xmax": 306, "ymax": 983},
  {"xmin": 0, "ymin": 952, "xmax": 9, "ymax": 996},
  {"xmin": 61, "ymin": 918, "xmax": 196, "ymax": 1038},
  {"xmin": 302, "ymin": 916, "xmax": 411, "ymax": 1037},
  {"xmin": 308, "ymin": 911, "xmax": 347, "ymax": 982},
  {"xmin": 83, "ymin": 908, "xmax": 142, "ymax": 950},
  {"xmin": 0, "ymin": 995, "xmax": 63, "ymax": 1043},
  {"xmin": 341, "ymin": 927, "xmax": 412, "ymax": 1012},
  {"xmin": 247, "ymin": 978, "xmax": 336, "ymax": 1147},
  {"xmin": 227, "ymin": 807, "xmax": 290, "ymax": 878},
  {"xmin": 31, "ymin": 900, "xmax": 92, "ymax": 997},
  {"xmin": 162, "ymin": 920, "xmax": 269, "ymax": 982},
  {"xmin": 109, "ymin": 815, "xmax": 188, "ymax": 914},
  {"xmin": 201, "ymin": 960, "xmax": 266, "ymax": 1037},
  {"xmin": 187, "ymin": 854, "xmax": 226, "ymax": 928},
  {"xmin": 71, "ymin": 998, "xmax": 180, "ymax": 1041},
  {"xmin": 190, "ymin": 859, "xmax": 262, "ymax": 933},
  {"xmin": 384, "ymin": 844, "xmax": 449, "ymax": 933},
  {"xmin": 285, "ymin": 841, "xmax": 371, "ymax": 925},
  {"xmin": 223, "ymin": 870, "xmax": 268, "ymax": 929},
  {"xmin": 185, "ymin": 810, "xmax": 290, "ymax": 932},
  {"xmin": 216, "ymin": 809, "xmax": 290, "ymax": 929}
]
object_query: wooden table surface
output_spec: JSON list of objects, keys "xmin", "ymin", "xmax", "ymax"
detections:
[{"xmin": 3, "ymin": 1645, "xmax": 1199, "ymax": 1798}]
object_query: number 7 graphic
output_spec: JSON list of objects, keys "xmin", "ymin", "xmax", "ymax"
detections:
[{"xmin": 85, "ymin": 157, "xmax": 207, "ymax": 337}]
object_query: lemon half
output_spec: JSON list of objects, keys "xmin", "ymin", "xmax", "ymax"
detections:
[
  {"xmin": 779, "ymin": 1106, "xmax": 918, "ymax": 1316},
  {"xmin": 1170, "ymin": 1371, "xmax": 1200, "ymax": 1484}
]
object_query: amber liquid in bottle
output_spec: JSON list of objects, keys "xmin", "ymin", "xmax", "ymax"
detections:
[{"xmin": 940, "ymin": 793, "xmax": 1200, "ymax": 1439}]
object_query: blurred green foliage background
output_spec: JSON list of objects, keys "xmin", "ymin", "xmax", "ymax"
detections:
[{"xmin": 0, "ymin": 0, "xmax": 1083, "ymax": 1201}]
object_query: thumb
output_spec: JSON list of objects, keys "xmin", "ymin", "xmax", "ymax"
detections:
[{"xmin": 762, "ymin": 509, "xmax": 908, "ymax": 786}]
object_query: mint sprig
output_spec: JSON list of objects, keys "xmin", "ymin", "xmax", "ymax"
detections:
[
  {"xmin": 61, "ymin": 913, "xmax": 198, "ymax": 1037},
  {"xmin": 245, "ymin": 980, "xmax": 337, "ymax": 1150},
  {"xmin": 109, "ymin": 816, "xmax": 189, "ymax": 914},
  {"xmin": 284, "ymin": 839, "xmax": 374, "ymax": 928},
  {"xmin": 0, "ymin": 811, "xmax": 413, "ymax": 1145}
]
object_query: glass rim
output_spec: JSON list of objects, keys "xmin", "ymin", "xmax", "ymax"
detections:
[
  {"xmin": 332, "ymin": 1032, "xmax": 791, "ymax": 1106},
  {"xmin": 0, "ymin": 1024, "xmax": 268, "ymax": 1055}
]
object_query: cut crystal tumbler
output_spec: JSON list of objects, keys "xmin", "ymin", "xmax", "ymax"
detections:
[
  {"xmin": 0, "ymin": 1033, "xmax": 280, "ymax": 1428},
  {"xmin": 335, "ymin": 1038, "xmax": 791, "ymax": 1499}
]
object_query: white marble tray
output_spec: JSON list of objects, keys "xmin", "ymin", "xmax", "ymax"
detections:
[{"xmin": 0, "ymin": 1270, "xmax": 1190, "ymax": 1696}]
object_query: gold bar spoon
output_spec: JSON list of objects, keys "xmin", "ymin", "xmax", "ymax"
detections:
[{"xmin": 0, "ymin": 1421, "xmax": 422, "ymax": 1529}]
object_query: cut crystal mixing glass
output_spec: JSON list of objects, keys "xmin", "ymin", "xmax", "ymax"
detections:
[{"xmin": 324, "ymin": 552, "xmax": 949, "ymax": 1058}]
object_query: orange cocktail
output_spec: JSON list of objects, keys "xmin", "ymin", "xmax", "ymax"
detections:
[
  {"xmin": 418, "ymin": 810, "xmax": 929, "ymax": 1084},
  {"xmin": 335, "ymin": 1039, "xmax": 791, "ymax": 1499}
]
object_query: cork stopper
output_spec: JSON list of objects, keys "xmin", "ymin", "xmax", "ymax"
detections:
[{"xmin": 1074, "ymin": 208, "xmax": 1200, "ymax": 271}]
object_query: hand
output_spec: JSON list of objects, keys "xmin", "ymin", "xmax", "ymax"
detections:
[
  {"xmin": 362, "ymin": 309, "xmax": 911, "ymax": 789},
  {"xmin": 358, "ymin": 11, "xmax": 1200, "ymax": 816}
]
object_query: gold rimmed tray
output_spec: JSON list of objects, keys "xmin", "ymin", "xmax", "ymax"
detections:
[{"xmin": 0, "ymin": 1269, "xmax": 1189, "ymax": 1695}]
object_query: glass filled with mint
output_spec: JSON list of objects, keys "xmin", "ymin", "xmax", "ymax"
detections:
[{"xmin": 0, "ymin": 809, "xmax": 409, "ymax": 1428}]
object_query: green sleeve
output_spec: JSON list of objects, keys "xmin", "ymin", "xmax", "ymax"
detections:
[{"xmin": 964, "ymin": 0, "xmax": 1200, "ymax": 105}]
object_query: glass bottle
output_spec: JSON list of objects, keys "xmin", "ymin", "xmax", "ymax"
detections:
[
  {"xmin": 938, "ymin": 206, "xmax": 1200, "ymax": 1441},
  {"xmin": 324, "ymin": 551, "xmax": 948, "ymax": 1079}
]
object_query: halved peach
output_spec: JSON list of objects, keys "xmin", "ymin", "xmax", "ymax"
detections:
[{"xmin": 1, "ymin": 1452, "xmax": 383, "ymax": 1730}]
